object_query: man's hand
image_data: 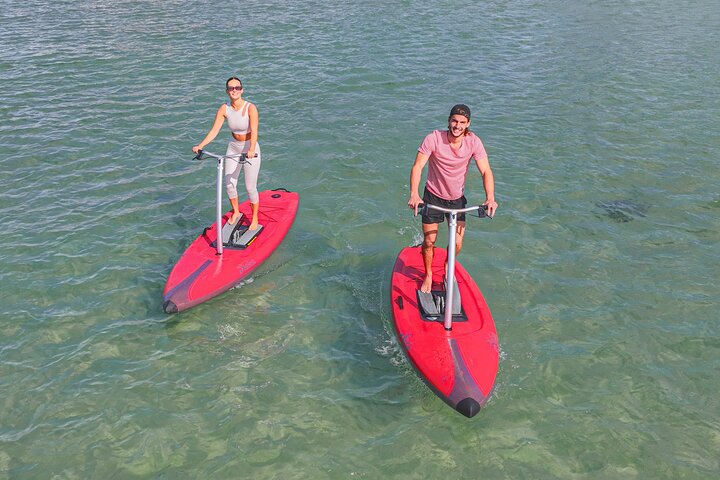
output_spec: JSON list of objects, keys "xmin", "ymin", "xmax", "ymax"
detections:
[
  {"xmin": 408, "ymin": 193, "xmax": 423, "ymax": 216},
  {"xmin": 483, "ymin": 199, "xmax": 498, "ymax": 218}
]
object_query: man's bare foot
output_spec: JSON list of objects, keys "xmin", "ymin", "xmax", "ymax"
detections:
[
  {"xmin": 229, "ymin": 211, "xmax": 241, "ymax": 224},
  {"xmin": 420, "ymin": 275, "xmax": 433, "ymax": 293}
]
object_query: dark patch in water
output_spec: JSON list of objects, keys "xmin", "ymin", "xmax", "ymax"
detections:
[
  {"xmin": 596, "ymin": 200, "xmax": 648, "ymax": 223},
  {"xmin": 706, "ymin": 197, "xmax": 720, "ymax": 209}
]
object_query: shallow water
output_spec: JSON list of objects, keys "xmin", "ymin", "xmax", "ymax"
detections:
[{"xmin": 1, "ymin": 1, "xmax": 719, "ymax": 478}]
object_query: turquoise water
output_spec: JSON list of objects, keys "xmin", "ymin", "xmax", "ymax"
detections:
[{"xmin": 1, "ymin": 0, "xmax": 719, "ymax": 478}]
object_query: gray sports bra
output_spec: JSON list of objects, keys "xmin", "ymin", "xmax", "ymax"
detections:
[{"xmin": 226, "ymin": 102, "xmax": 251, "ymax": 135}]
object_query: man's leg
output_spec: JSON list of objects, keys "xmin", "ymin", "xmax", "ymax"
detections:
[
  {"xmin": 421, "ymin": 223, "xmax": 438, "ymax": 293},
  {"xmin": 442, "ymin": 221, "xmax": 467, "ymax": 279},
  {"xmin": 454, "ymin": 221, "xmax": 466, "ymax": 256}
]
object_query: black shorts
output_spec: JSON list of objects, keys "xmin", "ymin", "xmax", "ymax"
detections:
[{"xmin": 421, "ymin": 187, "xmax": 467, "ymax": 224}]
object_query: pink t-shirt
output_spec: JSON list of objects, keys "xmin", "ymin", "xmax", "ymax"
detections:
[{"xmin": 419, "ymin": 130, "xmax": 487, "ymax": 200}]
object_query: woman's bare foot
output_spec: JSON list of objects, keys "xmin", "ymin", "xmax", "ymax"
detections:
[
  {"xmin": 229, "ymin": 211, "xmax": 241, "ymax": 225},
  {"xmin": 248, "ymin": 202, "xmax": 259, "ymax": 230},
  {"xmin": 420, "ymin": 275, "xmax": 433, "ymax": 293}
]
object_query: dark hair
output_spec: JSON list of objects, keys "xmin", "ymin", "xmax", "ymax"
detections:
[
  {"xmin": 226, "ymin": 76, "xmax": 242, "ymax": 88},
  {"xmin": 448, "ymin": 104, "xmax": 471, "ymax": 136}
]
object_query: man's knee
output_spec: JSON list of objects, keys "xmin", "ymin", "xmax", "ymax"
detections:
[{"xmin": 422, "ymin": 230, "xmax": 437, "ymax": 249}]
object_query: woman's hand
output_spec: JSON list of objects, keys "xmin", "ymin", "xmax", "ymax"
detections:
[{"xmin": 192, "ymin": 145, "xmax": 203, "ymax": 153}]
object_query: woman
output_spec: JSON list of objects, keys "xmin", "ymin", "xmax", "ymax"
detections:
[{"xmin": 192, "ymin": 77, "xmax": 261, "ymax": 229}]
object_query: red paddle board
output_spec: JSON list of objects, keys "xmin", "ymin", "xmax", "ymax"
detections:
[
  {"xmin": 163, "ymin": 189, "xmax": 299, "ymax": 313},
  {"xmin": 390, "ymin": 246, "xmax": 499, "ymax": 417}
]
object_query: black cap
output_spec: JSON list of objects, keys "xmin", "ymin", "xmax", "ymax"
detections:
[{"xmin": 449, "ymin": 104, "xmax": 471, "ymax": 120}]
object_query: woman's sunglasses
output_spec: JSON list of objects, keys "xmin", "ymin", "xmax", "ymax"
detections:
[{"xmin": 226, "ymin": 86, "xmax": 243, "ymax": 92}]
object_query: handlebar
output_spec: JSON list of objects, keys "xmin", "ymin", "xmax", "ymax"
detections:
[
  {"xmin": 418, "ymin": 203, "xmax": 492, "ymax": 219},
  {"xmin": 192, "ymin": 149, "xmax": 255, "ymax": 163}
]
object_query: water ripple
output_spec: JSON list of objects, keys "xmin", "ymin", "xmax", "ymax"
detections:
[{"xmin": 1, "ymin": 0, "xmax": 719, "ymax": 477}]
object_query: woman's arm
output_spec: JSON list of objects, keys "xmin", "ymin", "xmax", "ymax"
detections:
[
  {"xmin": 192, "ymin": 105, "xmax": 226, "ymax": 152},
  {"xmin": 246, "ymin": 103, "xmax": 259, "ymax": 158}
]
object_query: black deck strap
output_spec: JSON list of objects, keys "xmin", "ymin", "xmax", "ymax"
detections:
[{"xmin": 220, "ymin": 214, "xmax": 245, "ymax": 245}]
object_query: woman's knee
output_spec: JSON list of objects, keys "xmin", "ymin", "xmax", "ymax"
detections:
[
  {"xmin": 225, "ymin": 177, "xmax": 238, "ymax": 198},
  {"xmin": 244, "ymin": 163, "xmax": 261, "ymax": 203}
]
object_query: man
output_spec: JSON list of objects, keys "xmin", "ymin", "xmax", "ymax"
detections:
[{"xmin": 407, "ymin": 104, "xmax": 498, "ymax": 293}]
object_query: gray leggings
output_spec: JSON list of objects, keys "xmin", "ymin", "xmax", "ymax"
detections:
[{"xmin": 225, "ymin": 139, "xmax": 261, "ymax": 203}]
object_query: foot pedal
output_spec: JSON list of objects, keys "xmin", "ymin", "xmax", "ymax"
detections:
[
  {"xmin": 444, "ymin": 276, "xmax": 462, "ymax": 315},
  {"xmin": 417, "ymin": 277, "xmax": 463, "ymax": 321},
  {"xmin": 226, "ymin": 224, "xmax": 264, "ymax": 248},
  {"xmin": 220, "ymin": 214, "xmax": 245, "ymax": 245},
  {"xmin": 417, "ymin": 290, "xmax": 442, "ymax": 317}
]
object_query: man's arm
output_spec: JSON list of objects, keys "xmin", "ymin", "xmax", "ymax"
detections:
[
  {"xmin": 475, "ymin": 154, "xmax": 498, "ymax": 217},
  {"xmin": 408, "ymin": 152, "xmax": 430, "ymax": 214}
]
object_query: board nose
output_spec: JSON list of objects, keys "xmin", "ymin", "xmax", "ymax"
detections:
[
  {"xmin": 456, "ymin": 397, "xmax": 481, "ymax": 418},
  {"xmin": 163, "ymin": 300, "xmax": 178, "ymax": 314}
]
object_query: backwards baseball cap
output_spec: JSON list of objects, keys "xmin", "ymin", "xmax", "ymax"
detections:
[{"xmin": 449, "ymin": 104, "xmax": 471, "ymax": 120}]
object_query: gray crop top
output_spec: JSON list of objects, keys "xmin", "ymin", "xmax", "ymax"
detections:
[{"xmin": 226, "ymin": 102, "xmax": 251, "ymax": 135}]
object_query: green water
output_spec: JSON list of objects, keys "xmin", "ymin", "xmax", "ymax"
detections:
[{"xmin": 1, "ymin": 1, "xmax": 718, "ymax": 478}]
